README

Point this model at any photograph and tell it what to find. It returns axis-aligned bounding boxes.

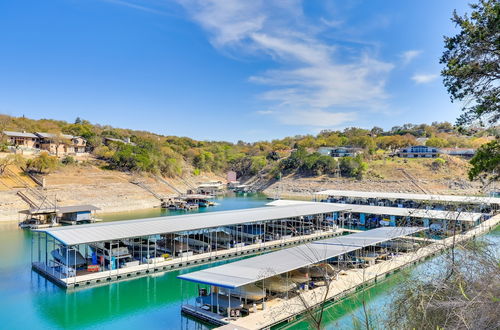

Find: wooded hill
[0,114,496,179]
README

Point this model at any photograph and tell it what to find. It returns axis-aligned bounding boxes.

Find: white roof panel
[178,227,424,288]
[38,204,349,246]
[314,189,500,205]
[267,200,482,222]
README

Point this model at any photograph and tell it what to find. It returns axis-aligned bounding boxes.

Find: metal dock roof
[314,189,500,205]
[37,204,348,246]
[267,200,483,222]
[177,227,424,289]
[19,204,100,215]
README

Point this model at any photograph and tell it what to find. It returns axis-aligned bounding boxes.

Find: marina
[178,215,500,329]
[0,194,499,330]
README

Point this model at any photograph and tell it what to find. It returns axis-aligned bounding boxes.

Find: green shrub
[61,156,76,165]
[27,153,58,173]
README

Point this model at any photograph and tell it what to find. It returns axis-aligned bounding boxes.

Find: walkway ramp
[131,180,166,201]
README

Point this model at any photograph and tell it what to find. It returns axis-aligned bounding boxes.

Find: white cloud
[175,0,393,127]
[411,73,439,84]
[401,50,422,64]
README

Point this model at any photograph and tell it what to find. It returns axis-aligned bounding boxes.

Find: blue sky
[0,0,471,141]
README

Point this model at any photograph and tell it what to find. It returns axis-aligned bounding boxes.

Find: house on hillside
[2,131,40,149]
[318,147,362,157]
[2,131,87,156]
[103,136,134,146]
[396,145,439,158]
[440,148,476,158]
[35,133,87,155]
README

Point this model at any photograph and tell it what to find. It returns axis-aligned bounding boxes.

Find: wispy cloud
[411,73,438,84]
[401,50,422,65]
[101,0,169,15]
[176,0,393,129]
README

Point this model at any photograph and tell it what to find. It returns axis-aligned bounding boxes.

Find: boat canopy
[177,227,425,289]
[36,204,348,246]
[268,200,483,222]
[314,189,500,205]
[19,204,100,215]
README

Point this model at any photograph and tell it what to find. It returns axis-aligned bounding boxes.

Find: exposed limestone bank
[263,176,482,199]
[0,166,225,222]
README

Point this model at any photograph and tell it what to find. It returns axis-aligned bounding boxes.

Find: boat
[123,238,162,257]
[51,247,87,267]
[279,269,311,284]
[225,225,264,240]
[156,238,189,255]
[176,236,210,250]
[256,275,297,293]
[378,240,419,251]
[307,264,337,278]
[227,283,266,301]
[202,229,232,244]
[89,241,132,262]
[196,293,243,311]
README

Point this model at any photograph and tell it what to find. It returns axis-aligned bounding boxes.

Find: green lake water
[0,194,498,330]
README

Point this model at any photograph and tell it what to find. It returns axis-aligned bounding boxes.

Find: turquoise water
[0,193,497,330]
[0,194,270,330]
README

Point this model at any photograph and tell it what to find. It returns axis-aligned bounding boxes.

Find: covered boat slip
[178,227,425,326]
[178,227,424,288]
[218,214,500,330]
[268,200,484,233]
[18,204,100,229]
[315,189,500,212]
[31,204,350,289]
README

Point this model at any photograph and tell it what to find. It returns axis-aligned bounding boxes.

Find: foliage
[440,0,500,126]
[425,137,449,148]
[431,157,447,170]
[468,139,500,180]
[339,156,367,179]
[61,156,76,165]
[27,152,58,173]
[386,239,500,330]
[0,154,26,174]
[0,114,495,179]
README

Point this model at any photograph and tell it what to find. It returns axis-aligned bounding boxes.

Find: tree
[0,154,26,175]
[468,139,499,181]
[440,0,500,126]
[27,152,58,173]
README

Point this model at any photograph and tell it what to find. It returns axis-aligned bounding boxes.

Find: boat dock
[178,215,500,329]
[31,204,351,289]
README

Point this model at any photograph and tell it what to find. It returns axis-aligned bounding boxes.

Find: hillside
[261,156,482,198]
[0,114,496,181]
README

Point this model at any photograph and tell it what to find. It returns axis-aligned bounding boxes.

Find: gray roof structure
[37,204,349,246]
[35,132,76,140]
[20,204,100,215]
[267,200,483,222]
[315,189,500,205]
[2,131,38,138]
[178,227,424,288]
